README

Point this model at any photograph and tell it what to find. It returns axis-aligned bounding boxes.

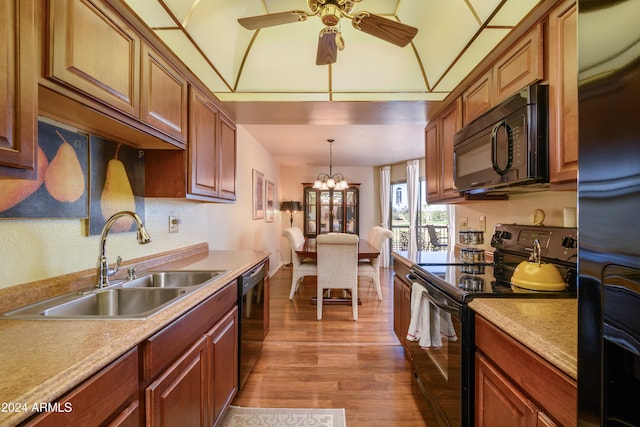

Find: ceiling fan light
[313,180,322,189]
[327,178,336,188]
[339,179,348,189]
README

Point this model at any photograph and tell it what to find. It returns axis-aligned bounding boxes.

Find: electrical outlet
[169,215,180,233]
[479,215,486,231]
[460,217,468,228]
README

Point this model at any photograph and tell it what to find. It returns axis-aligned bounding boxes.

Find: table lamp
[281,201,302,228]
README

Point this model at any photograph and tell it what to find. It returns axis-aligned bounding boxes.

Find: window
[391,180,449,251]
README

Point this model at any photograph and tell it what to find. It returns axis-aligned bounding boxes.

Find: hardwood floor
[232,265,431,426]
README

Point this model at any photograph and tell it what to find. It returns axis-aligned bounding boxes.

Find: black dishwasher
[238,261,266,389]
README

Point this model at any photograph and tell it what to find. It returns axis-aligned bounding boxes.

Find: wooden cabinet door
[217,113,237,200]
[0,0,37,178]
[393,273,404,343]
[189,87,219,199]
[22,348,139,427]
[463,71,493,126]
[424,121,440,202]
[402,280,412,351]
[140,42,188,146]
[494,23,543,103]
[47,0,140,117]
[439,98,462,200]
[208,307,238,426]
[146,336,209,427]
[475,354,538,427]
[548,0,578,185]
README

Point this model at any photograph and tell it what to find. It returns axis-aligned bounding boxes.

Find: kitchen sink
[41,288,187,318]
[1,269,228,320]
[121,270,226,289]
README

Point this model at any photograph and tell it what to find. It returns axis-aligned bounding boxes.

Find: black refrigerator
[577,1,640,426]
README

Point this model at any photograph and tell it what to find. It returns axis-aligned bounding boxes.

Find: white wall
[204,127,283,271]
[0,126,282,289]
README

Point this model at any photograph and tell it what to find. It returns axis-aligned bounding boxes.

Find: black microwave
[453,84,549,193]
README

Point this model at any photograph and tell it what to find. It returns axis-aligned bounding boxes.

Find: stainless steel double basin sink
[1,271,228,320]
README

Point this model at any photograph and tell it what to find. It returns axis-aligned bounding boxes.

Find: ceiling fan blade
[316,30,338,65]
[238,10,309,30]
[351,12,418,47]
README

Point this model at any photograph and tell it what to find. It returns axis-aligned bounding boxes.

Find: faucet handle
[108,256,122,277]
[127,266,137,280]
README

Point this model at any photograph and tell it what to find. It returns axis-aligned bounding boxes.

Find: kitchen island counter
[0,247,269,426]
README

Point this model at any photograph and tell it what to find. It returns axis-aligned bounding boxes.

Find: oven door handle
[407,274,458,315]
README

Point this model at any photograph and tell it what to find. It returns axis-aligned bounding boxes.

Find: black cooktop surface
[412,257,576,303]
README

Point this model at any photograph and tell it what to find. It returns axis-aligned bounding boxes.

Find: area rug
[219,405,346,427]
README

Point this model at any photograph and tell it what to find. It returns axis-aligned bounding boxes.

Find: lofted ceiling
[123,0,543,167]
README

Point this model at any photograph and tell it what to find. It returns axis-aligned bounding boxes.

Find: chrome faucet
[97,211,151,288]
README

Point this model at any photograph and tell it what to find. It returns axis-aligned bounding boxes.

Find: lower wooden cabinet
[146,336,209,427]
[392,258,412,353]
[475,353,543,427]
[21,348,139,427]
[208,308,239,426]
[474,315,576,427]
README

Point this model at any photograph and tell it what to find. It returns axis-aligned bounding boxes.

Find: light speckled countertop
[469,298,577,379]
[0,249,269,427]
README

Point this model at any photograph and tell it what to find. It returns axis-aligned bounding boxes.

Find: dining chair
[316,233,359,320]
[282,227,317,300]
[358,226,393,300]
[427,224,448,251]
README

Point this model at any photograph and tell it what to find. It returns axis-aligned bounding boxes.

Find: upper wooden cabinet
[41,0,188,149]
[0,0,38,178]
[462,24,544,126]
[145,87,237,202]
[47,0,140,117]
[425,120,440,202]
[548,0,578,186]
[425,98,463,203]
[462,71,493,125]
[216,113,237,201]
[140,42,188,145]
[440,99,462,199]
[494,23,544,104]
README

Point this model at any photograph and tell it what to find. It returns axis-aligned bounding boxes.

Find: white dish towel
[406,283,458,348]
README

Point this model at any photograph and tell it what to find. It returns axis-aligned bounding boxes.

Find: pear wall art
[0,119,89,219]
[88,135,145,235]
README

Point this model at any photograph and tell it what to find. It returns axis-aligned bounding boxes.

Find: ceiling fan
[237,0,418,65]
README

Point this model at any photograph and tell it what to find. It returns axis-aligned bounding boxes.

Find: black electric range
[406,224,578,426]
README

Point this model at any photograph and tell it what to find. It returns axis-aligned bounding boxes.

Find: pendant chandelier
[313,139,349,190]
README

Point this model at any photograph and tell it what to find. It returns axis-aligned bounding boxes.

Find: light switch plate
[479,215,486,231]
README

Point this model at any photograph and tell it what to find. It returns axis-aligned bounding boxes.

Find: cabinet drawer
[21,347,139,426]
[141,281,237,381]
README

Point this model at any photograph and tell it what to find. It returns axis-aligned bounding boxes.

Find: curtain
[379,166,391,267]
[406,160,419,258]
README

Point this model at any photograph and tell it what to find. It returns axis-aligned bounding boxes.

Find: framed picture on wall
[265,180,274,222]
[253,169,264,220]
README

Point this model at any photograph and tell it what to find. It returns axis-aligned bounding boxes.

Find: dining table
[295,236,380,306]
[294,237,380,260]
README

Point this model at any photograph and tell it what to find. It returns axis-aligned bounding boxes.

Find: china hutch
[302,184,359,237]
